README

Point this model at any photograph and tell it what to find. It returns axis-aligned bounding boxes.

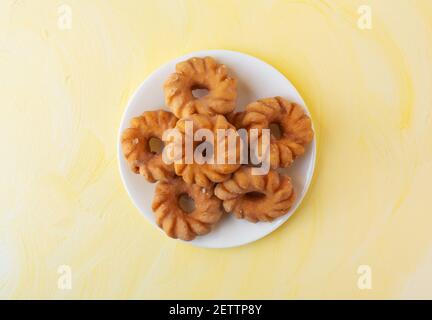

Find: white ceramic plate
[118,50,316,248]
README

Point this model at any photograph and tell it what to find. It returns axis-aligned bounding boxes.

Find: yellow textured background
[1,0,432,299]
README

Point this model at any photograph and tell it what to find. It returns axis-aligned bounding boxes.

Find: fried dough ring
[164,57,237,118]
[234,97,314,169]
[169,114,241,188]
[215,167,296,223]
[121,110,177,182]
[152,178,224,241]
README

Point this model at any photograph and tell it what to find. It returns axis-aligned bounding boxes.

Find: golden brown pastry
[164,57,237,118]
[121,110,177,182]
[226,111,245,129]
[152,178,224,241]
[238,97,314,169]
[215,167,296,223]
[169,114,241,188]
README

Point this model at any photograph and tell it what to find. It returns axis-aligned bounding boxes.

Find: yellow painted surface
[1,0,432,299]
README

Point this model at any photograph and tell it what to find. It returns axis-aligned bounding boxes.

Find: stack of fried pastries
[121,56,314,241]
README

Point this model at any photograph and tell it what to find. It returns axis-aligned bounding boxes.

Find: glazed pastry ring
[121,110,177,183]
[164,56,237,118]
[231,97,314,169]
[152,178,224,241]
[171,114,241,188]
[215,167,296,223]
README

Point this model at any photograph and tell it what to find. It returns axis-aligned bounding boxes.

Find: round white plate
[118,50,316,248]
